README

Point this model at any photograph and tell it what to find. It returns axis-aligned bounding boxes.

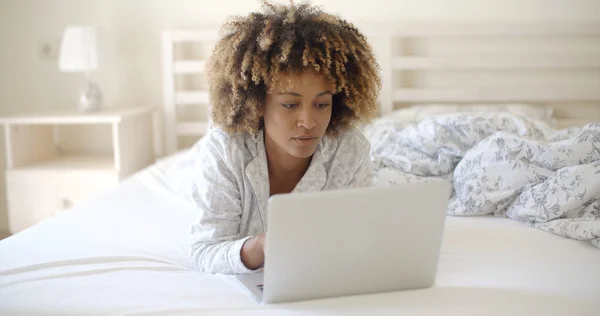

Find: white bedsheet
[1,156,599,316]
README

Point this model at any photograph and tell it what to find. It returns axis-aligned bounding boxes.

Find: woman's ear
[258,104,264,117]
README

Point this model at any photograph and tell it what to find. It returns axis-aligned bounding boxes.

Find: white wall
[0,0,599,231]
[1,0,599,113]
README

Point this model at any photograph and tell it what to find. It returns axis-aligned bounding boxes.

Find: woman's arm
[186,134,262,274]
[240,233,266,270]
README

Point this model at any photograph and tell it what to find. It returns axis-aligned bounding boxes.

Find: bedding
[362,103,555,145]
[378,103,554,126]
[1,113,599,315]
[368,113,600,248]
[0,157,599,315]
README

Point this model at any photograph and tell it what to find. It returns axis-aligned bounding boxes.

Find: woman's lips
[293,136,317,146]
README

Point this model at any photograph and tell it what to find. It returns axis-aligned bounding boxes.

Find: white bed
[2,21,600,315]
[1,155,599,316]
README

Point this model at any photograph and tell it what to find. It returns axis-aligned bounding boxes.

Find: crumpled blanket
[367,113,600,247]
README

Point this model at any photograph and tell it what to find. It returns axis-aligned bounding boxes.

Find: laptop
[235,180,451,304]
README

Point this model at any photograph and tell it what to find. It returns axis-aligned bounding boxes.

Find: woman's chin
[287,143,318,159]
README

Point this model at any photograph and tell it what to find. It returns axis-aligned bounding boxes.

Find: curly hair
[207,0,382,136]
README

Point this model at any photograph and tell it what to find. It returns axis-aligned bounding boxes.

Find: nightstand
[1,106,157,233]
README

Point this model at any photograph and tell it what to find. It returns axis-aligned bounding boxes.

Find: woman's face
[262,72,333,159]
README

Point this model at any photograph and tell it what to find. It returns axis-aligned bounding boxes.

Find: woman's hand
[240,233,266,270]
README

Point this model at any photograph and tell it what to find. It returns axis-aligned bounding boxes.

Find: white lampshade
[59,26,98,72]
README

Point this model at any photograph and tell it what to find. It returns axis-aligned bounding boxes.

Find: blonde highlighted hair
[207,0,382,136]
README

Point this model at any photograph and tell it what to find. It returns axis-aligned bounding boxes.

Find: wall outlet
[39,39,61,60]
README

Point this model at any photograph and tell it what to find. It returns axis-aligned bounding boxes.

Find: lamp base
[78,80,103,112]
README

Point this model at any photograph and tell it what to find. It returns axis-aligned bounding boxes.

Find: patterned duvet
[365,113,600,248]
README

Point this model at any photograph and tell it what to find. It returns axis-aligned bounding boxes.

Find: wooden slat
[161,31,177,155]
[168,29,219,42]
[175,91,210,105]
[176,122,209,136]
[393,89,474,102]
[360,22,600,37]
[112,122,120,172]
[393,86,600,102]
[555,119,599,129]
[174,60,207,74]
[393,55,600,70]
[370,35,394,116]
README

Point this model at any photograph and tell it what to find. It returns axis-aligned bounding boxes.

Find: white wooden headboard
[160,22,600,156]
[161,29,219,155]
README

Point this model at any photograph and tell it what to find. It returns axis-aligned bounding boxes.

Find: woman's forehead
[269,71,332,93]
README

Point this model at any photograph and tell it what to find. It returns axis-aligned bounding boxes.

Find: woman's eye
[317,103,331,109]
[281,103,297,108]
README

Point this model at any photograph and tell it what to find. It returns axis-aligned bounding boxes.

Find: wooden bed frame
[160,22,600,156]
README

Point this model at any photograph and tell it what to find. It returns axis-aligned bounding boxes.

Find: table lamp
[59,26,103,112]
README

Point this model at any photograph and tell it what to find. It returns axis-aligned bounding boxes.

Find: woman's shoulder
[319,126,371,168]
[168,128,249,176]
[165,128,248,196]
[191,128,249,159]
[329,126,371,156]
[320,126,373,188]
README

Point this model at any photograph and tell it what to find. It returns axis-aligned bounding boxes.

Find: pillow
[361,103,555,147]
[387,103,554,123]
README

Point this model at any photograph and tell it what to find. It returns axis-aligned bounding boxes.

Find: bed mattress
[1,157,599,316]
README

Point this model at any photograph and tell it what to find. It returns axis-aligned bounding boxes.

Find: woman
[171,1,381,274]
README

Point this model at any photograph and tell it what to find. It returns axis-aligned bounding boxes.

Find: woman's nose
[297,107,317,129]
